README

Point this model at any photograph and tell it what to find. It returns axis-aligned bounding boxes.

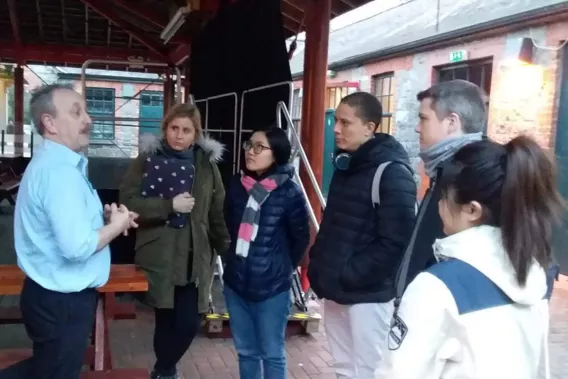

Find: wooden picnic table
[0,264,148,376]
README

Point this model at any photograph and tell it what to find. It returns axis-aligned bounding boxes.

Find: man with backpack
[307,92,417,379]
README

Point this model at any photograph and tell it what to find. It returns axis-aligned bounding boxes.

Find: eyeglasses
[243,140,271,154]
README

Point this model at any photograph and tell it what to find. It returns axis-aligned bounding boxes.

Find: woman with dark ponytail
[376,136,563,379]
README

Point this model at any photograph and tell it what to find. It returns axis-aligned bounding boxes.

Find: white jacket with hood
[376,225,550,379]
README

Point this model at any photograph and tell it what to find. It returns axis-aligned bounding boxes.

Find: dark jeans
[153,283,200,376]
[0,278,97,379]
[224,285,290,379]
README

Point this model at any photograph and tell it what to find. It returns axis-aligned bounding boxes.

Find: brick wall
[76,80,163,158]
[293,20,568,195]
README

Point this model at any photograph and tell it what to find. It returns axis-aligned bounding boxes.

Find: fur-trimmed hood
[138,132,225,163]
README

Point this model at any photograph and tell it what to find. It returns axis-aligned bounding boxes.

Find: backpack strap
[372,161,418,214]
[372,161,392,208]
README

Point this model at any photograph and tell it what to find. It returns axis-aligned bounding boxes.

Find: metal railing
[195,92,239,173]
[0,131,39,157]
[237,81,294,170]
[276,101,326,231]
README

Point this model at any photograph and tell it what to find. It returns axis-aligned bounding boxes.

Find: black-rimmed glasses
[243,140,271,154]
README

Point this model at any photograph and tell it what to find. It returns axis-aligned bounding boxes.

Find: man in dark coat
[395,80,487,300]
[307,92,417,379]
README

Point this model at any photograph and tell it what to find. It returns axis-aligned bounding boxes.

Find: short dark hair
[339,92,383,131]
[30,83,76,135]
[417,80,487,134]
[257,125,291,166]
[440,136,564,285]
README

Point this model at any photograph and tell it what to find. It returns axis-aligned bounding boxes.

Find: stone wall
[292,20,568,196]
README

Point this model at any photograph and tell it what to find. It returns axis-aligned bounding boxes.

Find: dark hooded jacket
[223,164,311,302]
[308,134,417,304]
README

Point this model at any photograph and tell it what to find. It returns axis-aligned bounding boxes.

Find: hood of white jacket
[138,132,225,163]
[433,225,547,305]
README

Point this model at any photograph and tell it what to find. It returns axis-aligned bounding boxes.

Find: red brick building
[289,0,568,198]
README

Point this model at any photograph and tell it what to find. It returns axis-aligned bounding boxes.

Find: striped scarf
[236,171,289,258]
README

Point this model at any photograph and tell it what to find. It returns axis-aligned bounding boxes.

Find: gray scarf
[420,133,483,177]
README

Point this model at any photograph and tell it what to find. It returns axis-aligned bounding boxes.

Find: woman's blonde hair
[161,103,202,140]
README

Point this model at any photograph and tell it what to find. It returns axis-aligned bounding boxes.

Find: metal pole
[193,92,239,173]
[277,101,326,209]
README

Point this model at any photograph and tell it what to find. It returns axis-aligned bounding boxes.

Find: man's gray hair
[30,83,76,136]
[416,80,487,134]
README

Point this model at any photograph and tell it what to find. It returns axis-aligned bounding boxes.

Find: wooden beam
[284,0,339,17]
[338,0,358,8]
[299,0,331,222]
[113,0,169,29]
[0,43,166,66]
[282,14,302,34]
[168,44,190,65]
[35,0,44,42]
[79,0,168,57]
[331,0,352,15]
[7,0,21,45]
[281,2,304,24]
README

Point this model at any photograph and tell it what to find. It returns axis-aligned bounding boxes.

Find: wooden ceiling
[0,0,371,71]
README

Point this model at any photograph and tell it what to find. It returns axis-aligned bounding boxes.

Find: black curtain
[190,0,292,184]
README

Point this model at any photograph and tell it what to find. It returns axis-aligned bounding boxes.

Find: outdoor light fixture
[517,37,535,64]
[160,5,192,44]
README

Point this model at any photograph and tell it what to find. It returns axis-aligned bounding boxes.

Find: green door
[322,109,336,198]
[139,91,164,135]
[554,43,568,274]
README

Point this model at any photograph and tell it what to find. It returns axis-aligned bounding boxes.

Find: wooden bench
[0,264,148,373]
[0,178,20,205]
[0,265,145,324]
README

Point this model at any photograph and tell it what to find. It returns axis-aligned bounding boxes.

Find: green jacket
[119,135,230,313]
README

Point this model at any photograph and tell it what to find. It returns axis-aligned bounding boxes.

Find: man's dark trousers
[0,278,97,379]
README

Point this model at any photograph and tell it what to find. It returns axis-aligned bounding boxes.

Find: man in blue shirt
[0,83,138,379]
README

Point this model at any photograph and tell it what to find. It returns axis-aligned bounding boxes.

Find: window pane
[438,69,454,82]
[382,96,390,114]
[375,78,383,97]
[379,116,391,134]
[382,77,391,96]
[468,65,483,88]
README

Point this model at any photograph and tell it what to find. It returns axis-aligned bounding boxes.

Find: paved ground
[1,208,568,378]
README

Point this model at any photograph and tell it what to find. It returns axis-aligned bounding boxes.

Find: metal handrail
[276,101,326,210]
[194,92,239,173]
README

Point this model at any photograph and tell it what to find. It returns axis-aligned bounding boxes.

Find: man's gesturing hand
[106,203,139,236]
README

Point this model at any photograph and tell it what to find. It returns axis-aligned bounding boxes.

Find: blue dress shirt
[14,139,111,293]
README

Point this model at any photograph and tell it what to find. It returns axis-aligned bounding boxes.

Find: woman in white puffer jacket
[376,136,562,379]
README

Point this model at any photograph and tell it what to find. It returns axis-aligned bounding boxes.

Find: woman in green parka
[120,103,229,379]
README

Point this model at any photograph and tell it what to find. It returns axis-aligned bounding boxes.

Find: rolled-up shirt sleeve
[40,165,101,262]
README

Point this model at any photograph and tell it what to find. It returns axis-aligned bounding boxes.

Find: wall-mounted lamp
[327,70,336,78]
[518,37,535,64]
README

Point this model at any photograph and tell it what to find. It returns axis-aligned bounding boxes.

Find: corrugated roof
[289,0,567,76]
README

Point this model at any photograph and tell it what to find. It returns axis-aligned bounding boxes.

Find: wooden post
[163,68,174,114]
[299,0,330,221]
[14,65,24,155]
[298,0,331,292]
